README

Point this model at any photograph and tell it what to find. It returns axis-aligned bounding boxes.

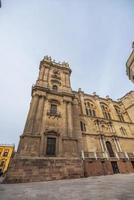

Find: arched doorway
[106,141,114,157]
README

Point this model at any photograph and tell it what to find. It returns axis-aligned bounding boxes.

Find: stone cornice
[82,132,134,139]
[80,114,134,125]
[32,85,74,98]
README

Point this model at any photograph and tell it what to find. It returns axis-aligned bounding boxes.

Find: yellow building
[0,145,14,174]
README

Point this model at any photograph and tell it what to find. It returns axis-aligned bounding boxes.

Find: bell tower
[17,56,80,158]
[5,56,83,183]
[36,55,72,93]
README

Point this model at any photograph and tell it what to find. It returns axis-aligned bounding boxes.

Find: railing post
[81,150,85,160]
[115,151,119,160]
[94,152,97,160]
[105,151,109,160]
[125,152,129,160]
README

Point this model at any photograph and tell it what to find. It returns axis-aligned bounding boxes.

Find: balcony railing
[84,152,105,159]
[118,152,126,159]
[127,152,134,159]
[47,110,61,118]
[83,151,134,160]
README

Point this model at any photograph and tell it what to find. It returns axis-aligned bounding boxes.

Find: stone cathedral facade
[126,42,134,83]
[5,56,134,183]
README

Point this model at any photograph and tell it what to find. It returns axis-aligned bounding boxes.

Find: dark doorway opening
[131,161,134,168]
[111,161,120,174]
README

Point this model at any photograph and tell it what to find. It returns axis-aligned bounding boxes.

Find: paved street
[0,173,134,200]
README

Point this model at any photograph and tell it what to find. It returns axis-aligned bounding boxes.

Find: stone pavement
[0,174,134,200]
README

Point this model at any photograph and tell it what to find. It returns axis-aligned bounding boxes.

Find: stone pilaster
[99,136,105,152]
[116,138,122,152]
[38,66,45,80]
[73,98,83,154]
[65,73,70,87]
[67,101,73,137]
[108,102,118,120]
[63,101,68,136]
[79,91,86,115]
[33,96,45,134]
[95,99,104,118]
[23,95,39,134]
[113,137,120,152]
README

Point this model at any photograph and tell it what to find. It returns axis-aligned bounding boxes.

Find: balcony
[84,152,105,160]
[47,110,61,118]
[117,152,126,159]
[83,151,134,160]
[127,152,134,159]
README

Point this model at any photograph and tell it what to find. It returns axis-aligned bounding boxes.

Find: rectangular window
[131,161,134,168]
[80,121,86,131]
[46,137,56,156]
[50,104,57,114]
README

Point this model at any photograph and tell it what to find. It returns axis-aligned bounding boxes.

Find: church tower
[5,56,83,183]
[17,56,81,157]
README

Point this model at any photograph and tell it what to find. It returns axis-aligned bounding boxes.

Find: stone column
[67,102,73,137]
[23,95,39,134]
[33,96,45,134]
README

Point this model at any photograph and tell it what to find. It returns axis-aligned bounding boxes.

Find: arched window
[106,141,114,157]
[52,85,58,91]
[85,100,96,117]
[114,106,124,122]
[100,103,111,120]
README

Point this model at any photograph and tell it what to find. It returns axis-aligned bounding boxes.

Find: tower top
[42,55,70,69]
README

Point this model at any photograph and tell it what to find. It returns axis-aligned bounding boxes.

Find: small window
[50,104,57,114]
[80,121,86,132]
[3,150,9,157]
[46,137,56,156]
[131,161,134,168]
[52,85,58,91]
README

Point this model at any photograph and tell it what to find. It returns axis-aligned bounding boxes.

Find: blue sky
[0,0,133,147]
